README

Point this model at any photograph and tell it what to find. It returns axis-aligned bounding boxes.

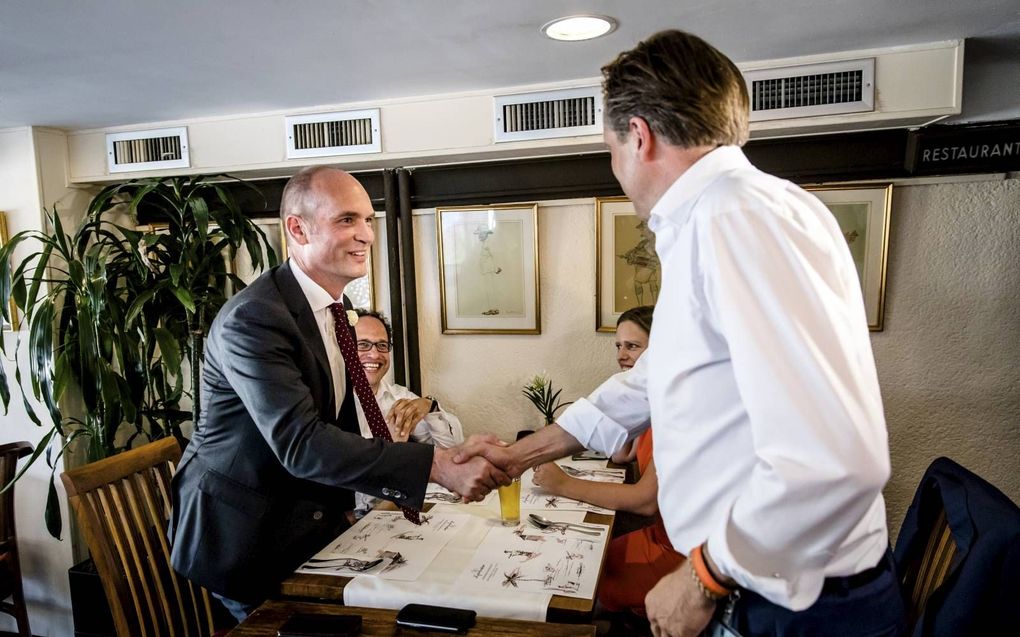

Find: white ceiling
[2,0,1018,130]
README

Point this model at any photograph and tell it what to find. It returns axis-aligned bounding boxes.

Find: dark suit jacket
[169,262,433,602]
[894,457,1020,636]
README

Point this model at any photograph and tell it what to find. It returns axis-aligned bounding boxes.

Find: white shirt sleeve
[415,405,464,448]
[385,383,464,448]
[697,196,890,609]
[556,355,652,455]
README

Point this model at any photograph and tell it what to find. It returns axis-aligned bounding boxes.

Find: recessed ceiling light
[541,15,617,42]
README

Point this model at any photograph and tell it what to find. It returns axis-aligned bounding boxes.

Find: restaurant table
[228,600,596,636]
[278,504,615,623]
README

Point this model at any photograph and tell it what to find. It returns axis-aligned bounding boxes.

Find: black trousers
[730,550,906,637]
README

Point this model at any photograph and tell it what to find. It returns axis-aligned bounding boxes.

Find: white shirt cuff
[556,398,633,457]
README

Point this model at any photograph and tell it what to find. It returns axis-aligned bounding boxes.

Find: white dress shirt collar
[289,258,346,417]
[289,257,343,310]
[648,145,751,232]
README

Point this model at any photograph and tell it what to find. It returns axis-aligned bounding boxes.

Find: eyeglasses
[356,340,392,353]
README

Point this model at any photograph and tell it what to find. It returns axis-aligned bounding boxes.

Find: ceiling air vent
[106,127,189,173]
[494,86,602,142]
[285,109,381,159]
[745,58,875,122]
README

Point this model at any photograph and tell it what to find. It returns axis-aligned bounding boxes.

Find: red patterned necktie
[329,303,420,524]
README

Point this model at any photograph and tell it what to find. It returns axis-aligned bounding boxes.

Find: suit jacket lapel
[274,261,336,416]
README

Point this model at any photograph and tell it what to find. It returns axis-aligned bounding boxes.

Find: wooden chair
[0,441,33,637]
[61,437,218,637]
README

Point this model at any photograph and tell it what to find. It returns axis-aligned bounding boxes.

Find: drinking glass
[497,478,521,526]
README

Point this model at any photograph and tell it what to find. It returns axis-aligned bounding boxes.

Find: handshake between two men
[427,426,580,501]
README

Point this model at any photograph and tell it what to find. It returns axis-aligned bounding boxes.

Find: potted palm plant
[0,175,277,539]
[522,373,573,426]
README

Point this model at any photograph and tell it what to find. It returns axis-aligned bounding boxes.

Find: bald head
[281,166,366,230]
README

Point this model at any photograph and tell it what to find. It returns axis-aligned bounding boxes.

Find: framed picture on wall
[595,197,661,332]
[1,212,19,331]
[808,184,893,331]
[231,217,287,285]
[436,204,540,334]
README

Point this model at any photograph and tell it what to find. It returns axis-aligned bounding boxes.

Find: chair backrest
[894,456,1020,636]
[0,442,33,549]
[61,437,216,637]
[900,505,957,627]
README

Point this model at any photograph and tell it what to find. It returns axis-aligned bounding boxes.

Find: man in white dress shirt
[455,30,905,637]
[352,309,465,516]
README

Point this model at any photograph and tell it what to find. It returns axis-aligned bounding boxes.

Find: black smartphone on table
[277,613,362,637]
[395,603,476,633]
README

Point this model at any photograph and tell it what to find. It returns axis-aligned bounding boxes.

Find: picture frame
[1,212,19,331]
[807,184,893,331]
[231,217,287,286]
[436,204,540,334]
[595,197,661,332]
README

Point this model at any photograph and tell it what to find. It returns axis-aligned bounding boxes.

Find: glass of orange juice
[497,477,521,526]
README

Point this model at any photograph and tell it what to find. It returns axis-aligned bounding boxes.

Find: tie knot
[329,303,359,329]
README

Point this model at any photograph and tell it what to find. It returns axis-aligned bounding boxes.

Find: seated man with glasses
[352,309,465,517]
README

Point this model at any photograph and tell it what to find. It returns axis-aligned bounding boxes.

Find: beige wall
[875,176,1020,536]
[0,127,76,636]
[409,178,1020,540]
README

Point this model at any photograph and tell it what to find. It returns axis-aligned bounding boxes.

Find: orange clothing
[597,430,685,615]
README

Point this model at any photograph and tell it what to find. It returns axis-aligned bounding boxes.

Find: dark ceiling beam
[231,121,1015,213]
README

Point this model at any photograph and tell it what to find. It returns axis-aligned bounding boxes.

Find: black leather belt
[820,551,891,595]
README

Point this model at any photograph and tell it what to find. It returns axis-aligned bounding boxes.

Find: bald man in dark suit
[169,166,505,620]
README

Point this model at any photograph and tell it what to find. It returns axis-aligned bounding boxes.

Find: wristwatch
[424,395,439,413]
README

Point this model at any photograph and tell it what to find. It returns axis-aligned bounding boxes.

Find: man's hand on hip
[646,562,716,637]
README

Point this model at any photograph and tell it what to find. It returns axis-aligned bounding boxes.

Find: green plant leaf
[25,240,55,322]
[153,327,181,371]
[0,427,55,496]
[52,350,72,404]
[13,359,42,427]
[50,207,71,261]
[0,366,8,414]
[171,287,195,313]
[28,300,61,425]
[114,374,137,424]
[45,473,62,539]
[124,285,161,326]
[191,196,210,241]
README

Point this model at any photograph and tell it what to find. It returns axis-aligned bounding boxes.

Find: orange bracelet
[691,543,733,599]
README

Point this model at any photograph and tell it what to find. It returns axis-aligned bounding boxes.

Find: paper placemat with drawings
[297,510,470,581]
[521,463,626,514]
[454,518,609,599]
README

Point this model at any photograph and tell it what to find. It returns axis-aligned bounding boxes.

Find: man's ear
[628,116,656,161]
[285,214,308,246]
